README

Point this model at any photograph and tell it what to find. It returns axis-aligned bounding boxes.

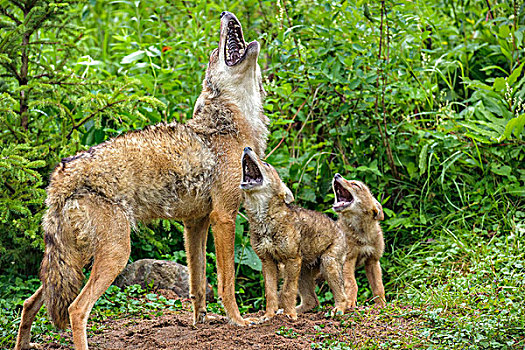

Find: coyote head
[240,147,294,205]
[200,11,265,101]
[332,174,384,221]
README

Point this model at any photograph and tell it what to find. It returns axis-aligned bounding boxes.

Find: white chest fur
[256,236,274,255]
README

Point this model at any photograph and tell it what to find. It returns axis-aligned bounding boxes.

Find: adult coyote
[15,11,268,350]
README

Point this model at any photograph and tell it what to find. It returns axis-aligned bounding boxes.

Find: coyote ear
[280,184,294,204]
[372,200,384,221]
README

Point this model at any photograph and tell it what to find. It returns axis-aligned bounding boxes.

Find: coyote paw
[330,307,345,317]
[227,315,259,326]
[373,298,386,307]
[192,310,208,325]
[284,310,298,320]
[296,304,316,314]
[258,312,276,323]
[15,343,42,350]
[243,316,260,326]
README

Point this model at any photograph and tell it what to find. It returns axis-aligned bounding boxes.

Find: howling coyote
[15,11,268,350]
[332,174,386,307]
[240,148,348,321]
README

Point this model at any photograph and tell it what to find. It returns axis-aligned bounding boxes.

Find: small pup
[240,147,348,320]
[332,173,386,307]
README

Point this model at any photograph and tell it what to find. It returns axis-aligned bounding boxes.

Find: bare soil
[42,290,423,349]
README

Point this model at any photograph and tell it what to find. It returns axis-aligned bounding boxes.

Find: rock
[114,259,215,301]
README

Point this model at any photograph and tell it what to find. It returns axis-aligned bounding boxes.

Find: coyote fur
[15,11,268,350]
[240,148,348,320]
[332,174,386,307]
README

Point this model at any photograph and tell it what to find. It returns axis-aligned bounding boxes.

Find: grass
[2,220,524,349]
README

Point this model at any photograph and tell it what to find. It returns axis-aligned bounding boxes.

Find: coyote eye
[262,162,269,167]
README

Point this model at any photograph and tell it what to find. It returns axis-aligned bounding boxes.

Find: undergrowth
[1,0,524,349]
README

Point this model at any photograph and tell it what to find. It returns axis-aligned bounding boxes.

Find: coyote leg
[296,267,319,314]
[344,257,358,308]
[279,257,301,320]
[183,216,210,325]
[365,259,386,306]
[321,256,348,315]
[259,256,279,321]
[210,209,253,325]
[14,285,44,350]
[68,206,130,350]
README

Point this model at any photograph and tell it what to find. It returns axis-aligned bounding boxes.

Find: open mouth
[333,179,354,212]
[225,17,245,66]
[241,153,263,189]
[221,13,259,67]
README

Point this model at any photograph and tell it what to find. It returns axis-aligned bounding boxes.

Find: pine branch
[1,62,21,82]
[0,5,22,25]
[9,0,25,12]
[65,99,127,139]
[0,117,21,141]
[4,181,16,194]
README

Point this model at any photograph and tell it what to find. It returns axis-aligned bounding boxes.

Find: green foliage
[276,326,299,339]
[0,0,524,348]
[388,220,525,349]
[0,143,47,273]
[0,277,182,348]
[0,0,164,275]
[0,276,47,347]
[92,284,184,320]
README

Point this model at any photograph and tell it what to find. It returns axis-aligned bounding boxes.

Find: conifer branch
[65,99,127,139]
[0,6,22,25]
[9,0,25,12]
[0,118,21,141]
[4,181,16,194]
[1,62,21,82]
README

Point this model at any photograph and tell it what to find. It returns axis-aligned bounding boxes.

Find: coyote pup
[332,174,386,307]
[16,11,267,350]
[240,148,348,320]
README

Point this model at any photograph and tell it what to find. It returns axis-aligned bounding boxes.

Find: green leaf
[235,245,262,271]
[498,25,510,39]
[508,62,525,87]
[491,164,512,177]
[121,50,145,64]
[25,160,46,169]
[493,77,506,92]
[419,143,430,176]
[500,113,525,141]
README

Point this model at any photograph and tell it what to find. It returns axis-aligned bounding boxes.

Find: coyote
[15,11,268,350]
[332,174,386,307]
[240,148,348,320]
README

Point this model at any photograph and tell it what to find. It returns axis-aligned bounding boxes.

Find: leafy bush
[0,0,524,348]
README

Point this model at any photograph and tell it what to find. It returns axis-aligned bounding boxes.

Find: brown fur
[240,148,348,321]
[15,12,268,350]
[332,174,386,307]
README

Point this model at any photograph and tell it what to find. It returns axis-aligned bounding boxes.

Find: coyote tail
[40,206,84,329]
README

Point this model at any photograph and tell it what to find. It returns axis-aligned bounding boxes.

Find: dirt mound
[42,292,422,349]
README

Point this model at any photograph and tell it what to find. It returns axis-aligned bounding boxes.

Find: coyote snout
[241,148,348,321]
[332,174,386,307]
